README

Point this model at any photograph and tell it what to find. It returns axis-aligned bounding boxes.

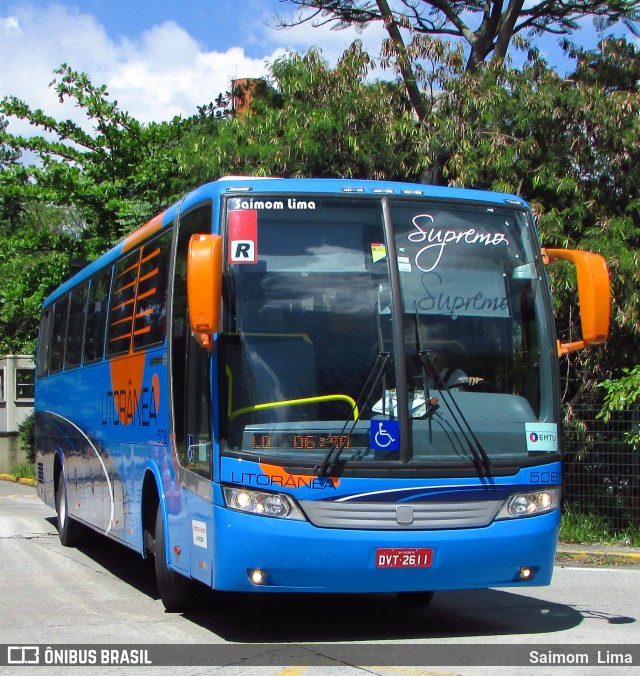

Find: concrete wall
[0,355,35,434]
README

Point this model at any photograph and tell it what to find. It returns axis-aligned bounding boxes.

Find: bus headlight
[223,486,306,520]
[497,488,561,519]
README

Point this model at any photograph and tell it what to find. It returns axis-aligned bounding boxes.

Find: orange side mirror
[543,248,611,355]
[187,234,223,351]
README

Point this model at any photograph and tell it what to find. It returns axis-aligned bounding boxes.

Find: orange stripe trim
[139,268,158,283]
[136,288,156,302]
[117,261,140,278]
[141,248,160,264]
[110,332,132,343]
[111,315,133,327]
[112,298,135,312]
[113,280,137,295]
[122,212,165,253]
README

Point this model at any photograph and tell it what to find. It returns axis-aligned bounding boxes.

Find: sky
[0,0,388,132]
[0,0,634,135]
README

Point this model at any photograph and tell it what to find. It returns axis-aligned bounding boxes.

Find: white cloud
[0,2,284,135]
[106,23,284,122]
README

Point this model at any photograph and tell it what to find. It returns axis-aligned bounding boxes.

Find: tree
[1,44,637,400]
[564,36,640,91]
[278,0,640,70]
[173,43,421,182]
[427,43,640,401]
[0,203,79,354]
[0,66,198,354]
[0,65,193,247]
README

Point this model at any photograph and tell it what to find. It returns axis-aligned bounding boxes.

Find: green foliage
[0,40,638,395]
[0,66,200,351]
[0,203,76,353]
[0,65,194,246]
[560,505,640,546]
[175,43,418,182]
[278,0,640,73]
[10,462,36,481]
[599,366,640,447]
[17,411,36,464]
[428,43,640,400]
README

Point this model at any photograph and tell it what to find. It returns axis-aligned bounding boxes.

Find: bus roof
[43,177,529,307]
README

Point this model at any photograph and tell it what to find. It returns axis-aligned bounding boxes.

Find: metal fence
[563,406,640,535]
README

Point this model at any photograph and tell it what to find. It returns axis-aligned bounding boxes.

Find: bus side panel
[34,413,56,510]
[36,348,175,554]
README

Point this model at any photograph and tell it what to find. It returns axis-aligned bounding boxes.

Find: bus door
[171,203,215,584]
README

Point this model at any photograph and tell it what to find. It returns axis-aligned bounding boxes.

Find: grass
[10,461,36,481]
[560,506,640,547]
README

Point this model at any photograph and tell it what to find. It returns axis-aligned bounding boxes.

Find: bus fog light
[249,569,265,585]
[519,566,534,580]
[223,486,306,520]
[496,488,560,519]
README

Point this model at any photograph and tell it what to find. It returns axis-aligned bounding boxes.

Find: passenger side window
[84,270,111,364]
[37,308,53,377]
[49,297,69,374]
[108,250,141,356]
[65,283,88,369]
[133,231,172,350]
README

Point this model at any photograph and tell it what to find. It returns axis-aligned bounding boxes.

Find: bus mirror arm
[542,248,611,356]
[187,234,223,352]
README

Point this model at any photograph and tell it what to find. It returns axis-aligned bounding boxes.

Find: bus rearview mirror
[187,234,223,351]
[543,248,611,355]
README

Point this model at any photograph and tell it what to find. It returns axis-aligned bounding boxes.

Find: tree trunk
[375,0,428,122]
[492,0,526,64]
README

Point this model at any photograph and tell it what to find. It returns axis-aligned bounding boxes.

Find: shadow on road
[58,521,591,643]
[186,588,584,643]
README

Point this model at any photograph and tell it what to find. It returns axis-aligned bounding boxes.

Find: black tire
[154,504,194,612]
[56,473,84,547]
[396,591,435,607]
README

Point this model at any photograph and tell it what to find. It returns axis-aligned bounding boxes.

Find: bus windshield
[220,194,557,469]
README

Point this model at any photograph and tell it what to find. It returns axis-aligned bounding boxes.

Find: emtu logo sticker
[228,210,258,264]
[525,423,558,452]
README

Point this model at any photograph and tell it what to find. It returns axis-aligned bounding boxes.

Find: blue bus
[35,177,610,611]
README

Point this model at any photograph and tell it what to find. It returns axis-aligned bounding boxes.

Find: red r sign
[228,210,258,264]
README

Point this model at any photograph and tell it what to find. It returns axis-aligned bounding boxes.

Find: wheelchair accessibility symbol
[370,420,400,451]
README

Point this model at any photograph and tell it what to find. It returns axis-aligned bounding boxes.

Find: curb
[556,546,640,566]
[0,473,37,487]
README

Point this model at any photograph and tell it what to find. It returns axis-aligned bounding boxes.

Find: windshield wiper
[413,306,493,479]
[315,350,389,477]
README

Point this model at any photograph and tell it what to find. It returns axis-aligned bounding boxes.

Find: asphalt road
[1,479,638,675]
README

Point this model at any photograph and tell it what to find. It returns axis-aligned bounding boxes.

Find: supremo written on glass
[219,195,557,466]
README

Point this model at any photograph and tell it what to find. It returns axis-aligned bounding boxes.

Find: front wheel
[56,474,84,547]
[154,505,195,612]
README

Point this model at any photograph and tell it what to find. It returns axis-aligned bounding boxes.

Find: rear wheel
[154,504,194,612]
[396,591,434,607]
[56,473,84,547]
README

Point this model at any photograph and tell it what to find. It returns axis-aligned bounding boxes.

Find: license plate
[376,548,433,568]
